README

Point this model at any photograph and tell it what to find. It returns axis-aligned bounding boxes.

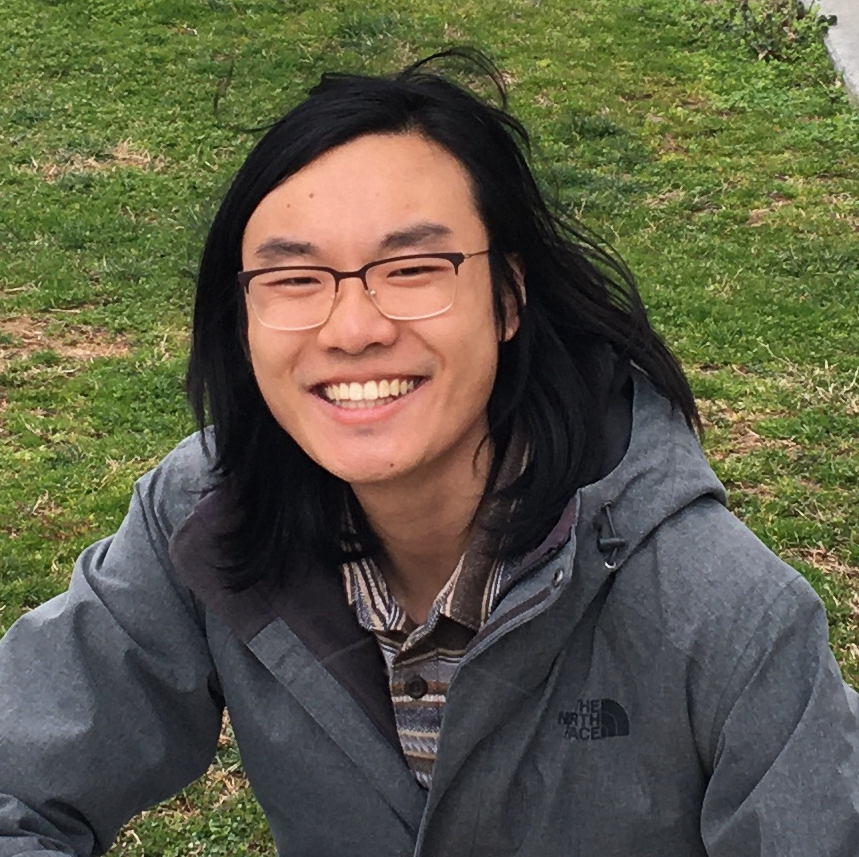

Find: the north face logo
[558,698,630,741]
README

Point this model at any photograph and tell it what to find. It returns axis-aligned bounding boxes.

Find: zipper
[456,534,576,667]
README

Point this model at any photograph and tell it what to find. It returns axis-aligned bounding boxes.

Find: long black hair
[187,48,699,590]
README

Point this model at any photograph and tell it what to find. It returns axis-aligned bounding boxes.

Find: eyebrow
[251,222,454,262]
[253,238,319,261]
[378,222,453,252]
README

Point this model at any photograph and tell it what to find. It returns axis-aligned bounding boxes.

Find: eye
[384,261,450,282]
[258,271,325,288]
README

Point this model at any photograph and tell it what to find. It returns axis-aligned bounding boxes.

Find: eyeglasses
[238,250,490,331]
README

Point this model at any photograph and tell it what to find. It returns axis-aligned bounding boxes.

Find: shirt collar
[341,432,527,636]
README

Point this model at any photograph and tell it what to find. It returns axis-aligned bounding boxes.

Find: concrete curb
[816,0,859,106]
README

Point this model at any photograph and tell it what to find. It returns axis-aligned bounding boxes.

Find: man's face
[241,132,518,492]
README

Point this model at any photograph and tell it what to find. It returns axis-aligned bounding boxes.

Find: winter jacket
[1,371,858,856]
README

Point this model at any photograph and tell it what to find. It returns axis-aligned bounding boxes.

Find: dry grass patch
[723,480,776,500]
[659,133,689,156]
[790,546,858,579]
[698,398,798,461]
[0,315,130,367]
[694,358,859,418]
[22,140,166,182]
[746,193,794,226]
[644,188,686,207]
[768,359,859,415]
[789,546,859,674]
[676,93,709,110]
[534,92,557,108]
[823,194,859,232]
[4,492,95,541]
[117,712,250,845]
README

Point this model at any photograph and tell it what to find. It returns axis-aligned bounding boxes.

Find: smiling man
[1,49,858,857]
[240,132,517,622]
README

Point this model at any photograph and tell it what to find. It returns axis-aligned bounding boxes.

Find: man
[1,49,858,856]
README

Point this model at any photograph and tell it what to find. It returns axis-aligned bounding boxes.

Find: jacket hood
[573,369,726,581]
[472,367,727,651]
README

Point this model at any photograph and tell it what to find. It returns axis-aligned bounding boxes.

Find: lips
[316,377,425,409]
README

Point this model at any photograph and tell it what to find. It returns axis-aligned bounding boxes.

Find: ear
[500,254,525,342]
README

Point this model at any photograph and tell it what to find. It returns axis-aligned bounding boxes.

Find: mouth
[315,377,426,409]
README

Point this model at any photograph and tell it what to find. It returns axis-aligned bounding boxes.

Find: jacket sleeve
[0,457,224,856]
[700,574,859,856]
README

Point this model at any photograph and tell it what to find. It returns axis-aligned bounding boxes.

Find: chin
[312,453,408,486]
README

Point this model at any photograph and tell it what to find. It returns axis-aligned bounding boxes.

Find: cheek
[444,327,500,409]
[248,318,293,373]
[247,328,303,413]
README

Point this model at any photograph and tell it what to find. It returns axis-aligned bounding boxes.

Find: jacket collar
[168,490,401,755]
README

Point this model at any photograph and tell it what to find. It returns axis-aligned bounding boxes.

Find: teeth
[321,378,417,405]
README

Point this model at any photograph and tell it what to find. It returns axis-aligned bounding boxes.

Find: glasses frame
[238,249,490,331]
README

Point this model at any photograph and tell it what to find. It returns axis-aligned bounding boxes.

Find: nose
[315,274,398,354]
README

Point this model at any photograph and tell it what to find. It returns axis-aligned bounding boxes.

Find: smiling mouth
[316,377,425,409]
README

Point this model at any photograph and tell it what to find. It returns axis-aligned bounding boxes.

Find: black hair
[187,47,699,590]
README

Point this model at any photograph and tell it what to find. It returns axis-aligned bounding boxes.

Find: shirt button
[404,675,429,699]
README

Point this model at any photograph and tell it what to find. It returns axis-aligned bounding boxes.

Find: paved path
[817,0,859,105]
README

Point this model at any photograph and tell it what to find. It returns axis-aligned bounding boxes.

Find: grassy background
[1,0,857,852]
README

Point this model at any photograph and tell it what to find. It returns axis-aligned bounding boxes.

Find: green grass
[1,0,857,851]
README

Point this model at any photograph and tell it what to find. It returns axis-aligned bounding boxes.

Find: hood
[574,368,726,580]
[475,365,726,642]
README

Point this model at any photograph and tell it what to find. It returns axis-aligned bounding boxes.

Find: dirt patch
[0,315,130,366]
[789,546,859,579]
[724,480,775,500]
[747,195,793,226]
[677,94,708,110]
[690,362,755,377]
[23,140,166,182]
[659,134,688,156]
[644,188,686,208]
[699,398,797,460]
[823,193,855,208]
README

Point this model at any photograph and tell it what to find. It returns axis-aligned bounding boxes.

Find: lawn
[1,0,857,852]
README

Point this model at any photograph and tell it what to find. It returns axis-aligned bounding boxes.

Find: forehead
[241,133,487,263]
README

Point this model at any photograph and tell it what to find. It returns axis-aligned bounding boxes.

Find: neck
[352,443,491,623]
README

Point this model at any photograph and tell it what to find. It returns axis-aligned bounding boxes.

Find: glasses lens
[247,269,336,330]
[367,257,457,320]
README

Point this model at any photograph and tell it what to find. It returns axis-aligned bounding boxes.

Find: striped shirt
[341,531,507,789]
[340,438,527,788]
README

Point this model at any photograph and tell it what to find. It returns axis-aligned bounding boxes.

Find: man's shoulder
[665,498,804,601]
[135,430,218,533]
[616,497,817,656]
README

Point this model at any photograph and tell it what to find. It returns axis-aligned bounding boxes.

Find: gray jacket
[1,373,858,856]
